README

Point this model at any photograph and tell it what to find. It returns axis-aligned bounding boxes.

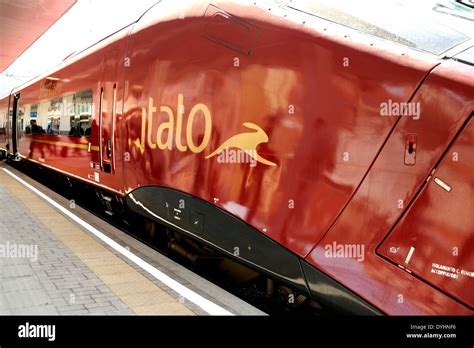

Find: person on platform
[25,120,42,134]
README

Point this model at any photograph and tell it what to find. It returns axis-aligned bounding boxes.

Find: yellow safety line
[0,168,195,315]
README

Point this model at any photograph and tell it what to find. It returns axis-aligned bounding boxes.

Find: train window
[35,102,45,134]
[287,0,471,55]
[34,97,60,136]
[18,107,25,135]
[21,104,32,135]
[29,104,38,133]
[69,89,93,138]
[33,88,93,137]
[13,97,27,138]
[0,111,6,144]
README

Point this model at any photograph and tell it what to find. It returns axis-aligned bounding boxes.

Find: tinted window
[287,0,471,55]
[22,104,39,135]
[26,88,93,137]
[70,89,93,137]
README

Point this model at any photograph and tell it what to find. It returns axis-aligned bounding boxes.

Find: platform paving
[0,163,265,316]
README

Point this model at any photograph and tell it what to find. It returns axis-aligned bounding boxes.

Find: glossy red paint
[380,115,473,309]
[0,1,472,315]
[1,26,129,194]
[306,61,473,314]
[123,2,438,259]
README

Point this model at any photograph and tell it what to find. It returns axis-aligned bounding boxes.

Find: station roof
[0,0,76,73]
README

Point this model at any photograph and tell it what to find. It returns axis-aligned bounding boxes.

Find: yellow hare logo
[205,122,276,166]
[129,94,276,167]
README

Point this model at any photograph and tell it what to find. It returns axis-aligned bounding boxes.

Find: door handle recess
[404,134,417,165]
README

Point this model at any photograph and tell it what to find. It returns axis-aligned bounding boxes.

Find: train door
[8,93,20,157]
[2,99,11,155]
[0,106,7,154]
[377,114,473,309]
[98,49,119,174]
[6,95,12,155]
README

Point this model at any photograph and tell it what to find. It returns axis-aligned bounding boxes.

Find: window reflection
[22,88,93,137]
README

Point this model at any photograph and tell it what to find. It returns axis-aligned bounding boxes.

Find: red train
[1,1,472,315]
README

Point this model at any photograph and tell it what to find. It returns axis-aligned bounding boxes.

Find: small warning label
[431,263,474,280]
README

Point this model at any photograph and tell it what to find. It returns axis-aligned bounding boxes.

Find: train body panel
[1,0,472,315]
[1,27,130,193]
[306,61,474,314]
[122,1,437,258]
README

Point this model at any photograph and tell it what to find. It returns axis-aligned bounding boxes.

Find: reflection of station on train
[0,0,263,317]
[21,88,93,137]
[0,0,473,318]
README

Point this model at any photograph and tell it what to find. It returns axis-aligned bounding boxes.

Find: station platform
[0,162,264,316]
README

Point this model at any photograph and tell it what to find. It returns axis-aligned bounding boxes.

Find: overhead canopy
[0,0,76,73]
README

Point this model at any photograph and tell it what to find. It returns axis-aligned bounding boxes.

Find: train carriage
[1,0,472,315]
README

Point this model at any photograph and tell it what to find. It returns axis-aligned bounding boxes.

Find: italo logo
[129,94,276,167]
